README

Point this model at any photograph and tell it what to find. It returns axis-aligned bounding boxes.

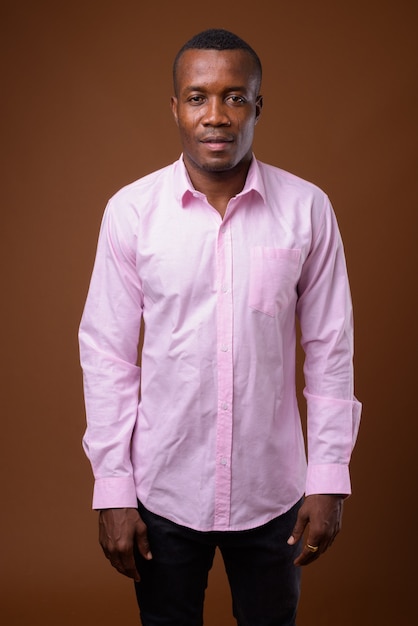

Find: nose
[202,97,230,126]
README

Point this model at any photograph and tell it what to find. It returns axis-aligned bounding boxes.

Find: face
[171,49,263,179]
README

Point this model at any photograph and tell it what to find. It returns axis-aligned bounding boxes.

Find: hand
[98,507,152,581]
[287,494,344,566]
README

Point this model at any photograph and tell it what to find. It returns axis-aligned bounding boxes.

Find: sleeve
[296,194,361,497]
[78,199,143,509]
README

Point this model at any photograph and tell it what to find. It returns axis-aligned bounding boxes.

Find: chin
[200,158,237,173]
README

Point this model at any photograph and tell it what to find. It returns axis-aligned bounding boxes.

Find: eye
[226,95,246,105]
[187,95,205,104]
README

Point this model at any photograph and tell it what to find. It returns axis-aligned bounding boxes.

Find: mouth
[200,136,234,151]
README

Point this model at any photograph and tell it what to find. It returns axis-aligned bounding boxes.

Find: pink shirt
[79,156,361,532]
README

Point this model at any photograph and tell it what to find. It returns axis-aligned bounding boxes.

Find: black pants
[134,499,302,626]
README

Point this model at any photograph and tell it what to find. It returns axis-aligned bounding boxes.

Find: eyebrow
[183,85,248,93]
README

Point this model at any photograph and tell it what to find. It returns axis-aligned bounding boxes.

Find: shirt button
[220,345,228,352]
[221,402,228,410]
[221,284,228,293]
[220,458,227,466]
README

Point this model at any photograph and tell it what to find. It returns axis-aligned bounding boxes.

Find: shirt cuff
[92,476,138,509]
[305,463,352,497]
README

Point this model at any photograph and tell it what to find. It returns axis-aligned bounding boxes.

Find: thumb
[287,510,308,546]
[135,517,153,561]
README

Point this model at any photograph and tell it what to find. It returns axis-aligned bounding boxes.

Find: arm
[290,195,361,565]
[79,200,150,576]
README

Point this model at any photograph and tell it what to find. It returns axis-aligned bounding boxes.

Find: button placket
[214,219,234,529]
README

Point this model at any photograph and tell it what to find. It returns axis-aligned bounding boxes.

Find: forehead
[175,48,259,92]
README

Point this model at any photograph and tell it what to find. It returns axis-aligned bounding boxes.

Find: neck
[184,157,251,218]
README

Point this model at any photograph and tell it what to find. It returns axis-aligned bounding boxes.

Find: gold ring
[306,544,319,553]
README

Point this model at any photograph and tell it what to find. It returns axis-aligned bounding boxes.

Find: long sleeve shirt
[79,156,361,532]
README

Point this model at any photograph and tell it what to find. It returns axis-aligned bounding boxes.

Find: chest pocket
[248,247,301,317]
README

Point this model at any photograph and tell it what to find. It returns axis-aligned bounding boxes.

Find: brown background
[1,0,417,624]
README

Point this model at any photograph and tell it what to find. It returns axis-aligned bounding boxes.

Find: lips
[200,135,234,143]
[200,135,234,151]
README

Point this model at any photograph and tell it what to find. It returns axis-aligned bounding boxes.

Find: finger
[293,524,338,566]
[293,539,322,567]
[294,547,320,566]
[306,518,340,553]
[114,550,141,582]
[100,535,141,581]
[103,542,141,581]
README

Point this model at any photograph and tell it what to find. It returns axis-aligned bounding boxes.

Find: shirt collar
[173,155,267,207]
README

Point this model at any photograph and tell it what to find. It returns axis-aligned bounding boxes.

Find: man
[79,28,361,626]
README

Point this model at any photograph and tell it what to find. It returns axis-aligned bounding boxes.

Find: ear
[255,95,263,125]
[171,96,179,126]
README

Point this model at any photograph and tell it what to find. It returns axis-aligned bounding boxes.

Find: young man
[79,29,361,626]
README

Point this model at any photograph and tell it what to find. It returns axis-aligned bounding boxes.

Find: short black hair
[173,28,262,94]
